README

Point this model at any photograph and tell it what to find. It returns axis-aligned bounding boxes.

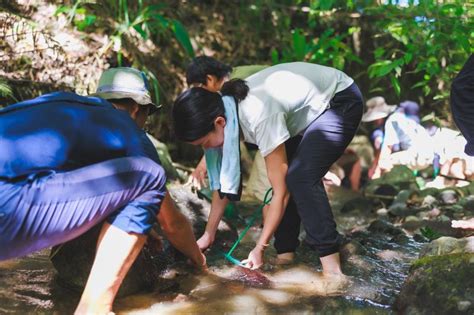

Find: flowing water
[0,187,424,314]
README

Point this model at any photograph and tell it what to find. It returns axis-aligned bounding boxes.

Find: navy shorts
[0,156,166,260]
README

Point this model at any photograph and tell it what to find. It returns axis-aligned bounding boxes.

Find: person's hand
[241,246,265,270]
[187,163,207,191]
[194,252,208,271]
[197,231,215,252]
[187,251,208,271]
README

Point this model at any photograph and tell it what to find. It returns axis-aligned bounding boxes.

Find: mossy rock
[365,165,416,195]
[420,236,474,257]
[395,253,474,314]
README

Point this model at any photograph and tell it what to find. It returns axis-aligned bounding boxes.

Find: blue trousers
[0,157,166,260]
[274,83,363,257]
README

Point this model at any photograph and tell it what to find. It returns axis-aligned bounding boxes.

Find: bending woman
[173,62,363,275]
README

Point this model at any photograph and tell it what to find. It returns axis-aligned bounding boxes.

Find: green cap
[93,67,160,110]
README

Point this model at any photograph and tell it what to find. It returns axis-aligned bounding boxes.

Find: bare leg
[320,252,342,276]
[349,159,361,191]
[75,223,146,314]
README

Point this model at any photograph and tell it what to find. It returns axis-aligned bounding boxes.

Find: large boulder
[50,184,237,296]
[395,237,474,314]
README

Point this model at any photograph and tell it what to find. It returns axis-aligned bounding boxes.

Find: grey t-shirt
[238,62,354,156]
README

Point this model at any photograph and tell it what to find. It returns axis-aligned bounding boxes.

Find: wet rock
[340,240,368,258]
[421,195,438,208]
[419,187,439,198]
[458,301,472,312]
[462,196,474,213]
[413,233,429,243]
[416,211,432,220]
[438,189,458,205]
[367,219,404,236]
[388,190,421,217]
[229,267,271,288]
[403,220,472,238]
[376,208,389,217]
[388,205,416,217]
[51,185,237,297]
[419,236,474,257]
[395,253,474,314]
[340,197,372,214]
[390,234,410,245]
[405,215,420,222]
[51,224,171,297]
[436,214,451,222]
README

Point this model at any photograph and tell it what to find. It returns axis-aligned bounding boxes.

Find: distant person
[362,98,434,178]
[450,54,474,230]
[173,62,363,280]
[0,67,206,314]
[424,124,474,187]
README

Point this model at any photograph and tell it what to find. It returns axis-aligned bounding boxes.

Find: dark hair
[186,56,232,86]
[221,79,249,102]
[173,80,249,142]
[106,98,137,107]
[107,98,157,116]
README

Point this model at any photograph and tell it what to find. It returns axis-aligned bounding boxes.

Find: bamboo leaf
[171,19,194,57]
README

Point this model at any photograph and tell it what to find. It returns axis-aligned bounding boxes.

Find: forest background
[0,0,472,162]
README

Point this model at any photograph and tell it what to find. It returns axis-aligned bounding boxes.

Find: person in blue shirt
[0,67,206,314]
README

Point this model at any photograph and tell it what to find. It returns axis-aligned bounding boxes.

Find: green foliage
[366,0,472,99]
[271,27,360,70]
[268,0,472,105]
[0,79,13,99]
[420,226,442,241]
[56,0,195,105]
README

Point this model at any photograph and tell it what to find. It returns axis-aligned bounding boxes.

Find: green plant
[0,79,13,99]
[56,0,195,105]
[420,226,442,241]
[271,27,360,70]
[366,0,473,100]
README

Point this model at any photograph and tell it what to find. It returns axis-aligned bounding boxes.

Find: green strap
[225,188,273,258]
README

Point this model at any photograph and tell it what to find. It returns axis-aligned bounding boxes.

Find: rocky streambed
[0,166,473,314]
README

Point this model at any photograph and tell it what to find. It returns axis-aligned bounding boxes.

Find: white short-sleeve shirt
[238,62,354,156]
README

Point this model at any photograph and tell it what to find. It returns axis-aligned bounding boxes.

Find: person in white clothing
[172,62,363,278]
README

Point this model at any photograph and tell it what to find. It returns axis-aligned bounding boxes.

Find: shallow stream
[0,187,424,314]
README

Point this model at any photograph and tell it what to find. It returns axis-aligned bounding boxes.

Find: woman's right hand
[197,231,215,251]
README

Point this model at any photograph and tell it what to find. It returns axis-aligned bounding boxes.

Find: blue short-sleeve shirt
[0,92,160,179]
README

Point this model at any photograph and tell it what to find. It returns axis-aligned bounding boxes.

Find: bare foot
[452,218,474,230]
[321,273,353,296]
[270,252,295,265]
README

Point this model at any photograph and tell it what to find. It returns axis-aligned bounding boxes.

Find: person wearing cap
[362,97,434,178]
[0,67,206,314]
